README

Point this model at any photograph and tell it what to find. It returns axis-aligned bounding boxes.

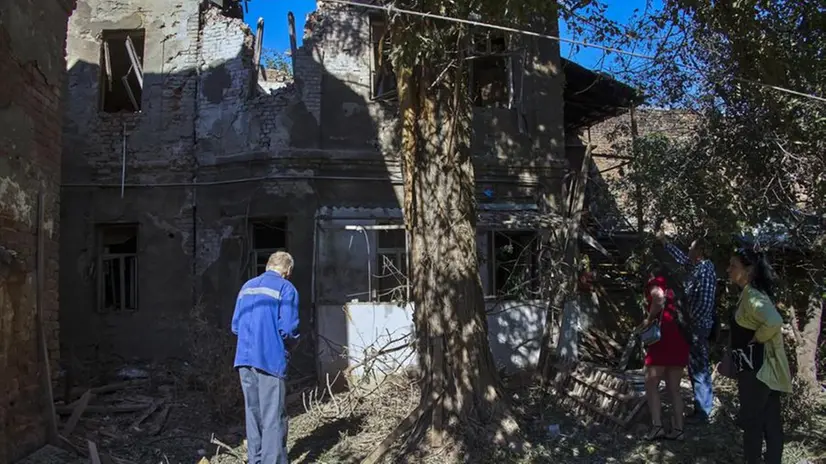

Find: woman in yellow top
[726,247,792,464]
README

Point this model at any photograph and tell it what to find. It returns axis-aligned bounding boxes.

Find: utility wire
[323,0,826,104]
[734,77,826,104]
[323,0,657,60]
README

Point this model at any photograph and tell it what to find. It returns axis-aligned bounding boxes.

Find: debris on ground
[35,360,826,464]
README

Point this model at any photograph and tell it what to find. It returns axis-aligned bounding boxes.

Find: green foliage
[261,48,292,76]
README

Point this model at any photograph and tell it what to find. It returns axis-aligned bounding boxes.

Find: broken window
[98,224,139,312]
[375,225,407,302]
[100,30,145,113]
[487,230,539,300]
[370,18,397,100]
[469,31,510,108]
[250,220,287,278]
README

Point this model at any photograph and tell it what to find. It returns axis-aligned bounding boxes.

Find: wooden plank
[36,190,59,444]
[621,396,648,426]
[130,398,165,431]
[62,390,93,436]
[567,372,639,401]
[147,403,171,436]
[560,388,625,426]
[87,440,102,464]
[66,380,149,402]
[56,403,149,415]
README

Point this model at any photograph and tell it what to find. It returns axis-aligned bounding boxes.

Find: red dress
[643,276,690,367]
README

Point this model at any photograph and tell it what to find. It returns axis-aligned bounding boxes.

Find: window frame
[375,225,408,303]
[369,17,398,101]
[96,223,140,313]
[468,30,512,108]
[248,219,288,279]
[100,29,146,113]
[484,229,540,300]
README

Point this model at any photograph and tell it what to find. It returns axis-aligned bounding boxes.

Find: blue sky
[245,0,658,72]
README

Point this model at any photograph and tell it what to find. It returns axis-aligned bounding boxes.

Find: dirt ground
[51,364,826,464]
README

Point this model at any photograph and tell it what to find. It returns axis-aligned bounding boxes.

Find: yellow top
[734,285,793,393]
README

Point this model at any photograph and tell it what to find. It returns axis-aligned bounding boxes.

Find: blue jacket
[231,271,300,377]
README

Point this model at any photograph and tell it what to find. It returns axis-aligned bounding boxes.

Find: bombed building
[59,0,635,382]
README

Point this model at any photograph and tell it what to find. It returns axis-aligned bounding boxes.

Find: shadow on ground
[289,414,367,463]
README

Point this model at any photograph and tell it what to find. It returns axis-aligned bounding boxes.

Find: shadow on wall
[57,2,401,389]
[310,4,572,461]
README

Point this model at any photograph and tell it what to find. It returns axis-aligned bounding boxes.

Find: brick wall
[580,109,701,232]
[59,0,566,365]
[0,0,73,461]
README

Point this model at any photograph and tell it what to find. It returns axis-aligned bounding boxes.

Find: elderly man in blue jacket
[231,251,300,464]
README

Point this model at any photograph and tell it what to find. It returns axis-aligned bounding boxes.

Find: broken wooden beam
[130,398,165,431]
[66,380,148,402]
[56,403,149,416]
[61,389,93,436]
[146,403,171,436]
[87,440,102,464]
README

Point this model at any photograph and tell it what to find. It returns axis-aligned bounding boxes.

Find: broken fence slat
[130,398,165,431]
[62,390,94,436]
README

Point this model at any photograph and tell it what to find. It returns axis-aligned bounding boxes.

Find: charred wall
[59,0,568,374]
[0,0,74,461]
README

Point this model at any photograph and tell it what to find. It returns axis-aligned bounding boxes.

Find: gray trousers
[239,367,288,464]
[737,371,783,464]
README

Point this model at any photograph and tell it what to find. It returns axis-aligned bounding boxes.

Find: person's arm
[640,286,666,329]
[231,290,243,335]
[748,291,783,344]
[278,286,300,340]
[664,242,691,267]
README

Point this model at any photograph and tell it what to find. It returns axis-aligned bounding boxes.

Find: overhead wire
[323,0,657,60]
[322,0,826,104]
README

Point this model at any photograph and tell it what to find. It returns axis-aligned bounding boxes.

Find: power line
[734,77,826,104]
[323,0,826,104]
[323,0,657,60]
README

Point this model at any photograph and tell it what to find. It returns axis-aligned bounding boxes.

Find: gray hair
[266,251,294,275]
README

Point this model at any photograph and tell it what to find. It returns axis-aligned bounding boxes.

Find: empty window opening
[370,18,397,100]
[375,225,407,302]
[98,224,139,312]
[250,220,287,277]
[488,230,539,300]
[100,30,146,113]
[470,32,510,108]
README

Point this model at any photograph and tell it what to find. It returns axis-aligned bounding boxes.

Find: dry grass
[207,373,826,464]
[187,303,244,424]
[54,359,825,464]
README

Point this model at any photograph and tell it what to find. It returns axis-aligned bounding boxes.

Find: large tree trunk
[392,45,509,452]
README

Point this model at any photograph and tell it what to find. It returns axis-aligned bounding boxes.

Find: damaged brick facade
[0,0,74,461]
[60,0,571,373]
[583,109,701,233]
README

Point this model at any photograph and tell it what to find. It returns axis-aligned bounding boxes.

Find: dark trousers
[239,367,289,464]
[689,329,714,418]
[737,371,784,464]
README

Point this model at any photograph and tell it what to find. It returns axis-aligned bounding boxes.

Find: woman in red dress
[639,267,690,441]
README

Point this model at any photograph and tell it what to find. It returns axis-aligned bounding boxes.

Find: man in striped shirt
[659,232,718,423]
[232,251,300,464]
